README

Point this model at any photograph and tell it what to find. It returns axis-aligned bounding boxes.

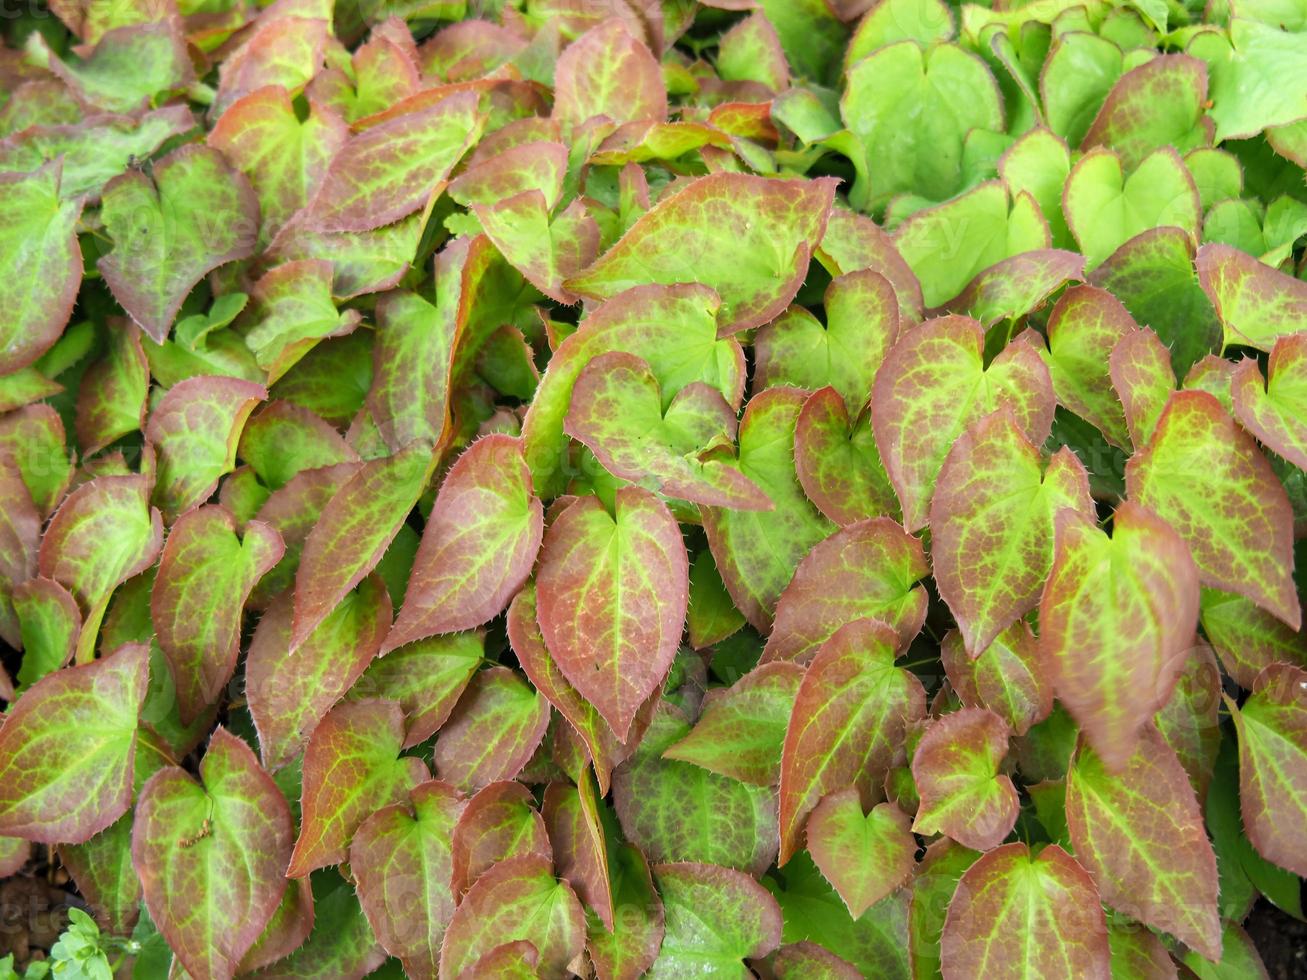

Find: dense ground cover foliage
[0,0,1306,976]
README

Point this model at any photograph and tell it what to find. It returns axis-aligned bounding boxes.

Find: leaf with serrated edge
[57,814,139,937]
[0,644,147,842]
[0,163,83,374]
[288,698,429,876]
[1126,390,1298,628]
[522,282,745,496]
[762,517,929,666]
[508,584,634,794]
[147,375,267,520]
[1041,284,1136,449]
[794,386,899,526]
[1107,924,1178,980]
[238,401,357,491]
[1200,587,1307,689]
[942,624,1051,737]
[439,855,586,980]
[778,618,926,864]
[948,250,1085,327]
[933,409,1092,656]
[292,441,432,648]
[386,435,541,652]
[307,91,485,232]
[1229,663,1307,877]
[940,843,1110,979]
[1155,640,1222,803]
[243,259,361,384]
[432,667,550,793]
[1039,501,1200,770]
[1232,334,1307,470]
[0,403,72,518]
[248,576,390,770]
[351,779,463,980]
[566,352,770,510]
[543,778,613,929]
[807,791,915,919]
[133,728,292,980]
[648,862,782,980]
[1196,242,1307,353]
[909,839,980,980]
[1109,327,1176,449]
[912,707,1019,851]
[450,781,551,899]
[552,18,665,127]
[772,941,862,980]
[687,549,746,650]
[12,577,81,692]
[704,387,835,631]
[754,270,900,412]
[587,843,664,980]
[152,506,283,725]
[39,474,162,662]
[872,316,1055,531]
[537,487,687,740]
[567,174,837,335]
[99,145,258,342]
[75,318,148,456]
[1066,725,1221,959]
[614,702,779,875]
[0,458,40,653]
[663,662,803,786]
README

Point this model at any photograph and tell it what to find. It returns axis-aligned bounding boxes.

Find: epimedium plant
[0,0,1305,977]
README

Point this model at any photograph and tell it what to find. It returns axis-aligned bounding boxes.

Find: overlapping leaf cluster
[1,0,1306,976]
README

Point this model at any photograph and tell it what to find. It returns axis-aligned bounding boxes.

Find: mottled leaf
[807,792,915,919]
[1040,284,1135,449]
[941,624,1052,737]
[432,667,550,793]
[1110,327,1176,448]
[75,318,149,455]
[1232,333,1307,470]
[450,781,551,899]
[911,707,1018,851]
[553,19,665,128]
[794,386,898,526]
[648,862,782,979]
[543,778,613,929]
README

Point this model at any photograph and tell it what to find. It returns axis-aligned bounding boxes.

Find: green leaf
[1082,54,1212,169]
[287,698,429,876]
[474,194,600,305]
[1066,725,1221,960]
[1040,502,1200,770]
[586,843,664,980]
[36,22,193,114]
[75,318,148,456]
[911,707,1019,851]
[806,792,916,919]
[1197,243,1307,353]
[793,387,898,526]
[840,41,1002,207]
[648,862,782,980]
[947,250,1086,327]
[306,91,485,232]
[1180,921,1270,980]
[291,441,432,648]
[614,704,779,876]
[243,260,362,384]
[663,662,803,787]
[12,577,82,692]
[439,855,586,980]
[718,12,790,91]
[762,518,929,665]
[703,387,835,631]
[999,128,1074,251]
[1109,326,1176,451]
[907,840,979,980]
[537,487,687,740]
[0,403,72,519]
[133,728,294,980]
[151,506,283,724]
[940,843,1110,978]
[0,644,148,843]
[451,781,551,900]
[248,576,391,770]
[1126,390,1298,627]
[351,779,463,979]
[432,667,550,793]
[366,280,454,454]
[872,317,1055,531]
[891,182,1050,308]
[38,474,162,661]
[777,618,926,863]
[766,852,911,979]
[1155,641,1223,801]
[565,352,770,510]
[543,777,612,929]
[816,207,924,323]
[0,163,84,374]
[941,623,1052,737]
[1063,146,1200,270]
[237,401,357,491]
[386,435,541,651]
[208,86,348,245]
[1040,32,1125,147]
[755,270,899,413]
[147,375,268,520]
[59,814,140,939]
[99,145,259,342]
[552,19,665,128]
[1189,19,1307,140]
[1201,587,1307,689]
[687,549,746,650]
[1229,662,1307,877]
[932,408,1092,655]
[566,174,838,335]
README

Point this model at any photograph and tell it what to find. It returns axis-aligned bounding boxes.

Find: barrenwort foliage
[0,0,1305,976]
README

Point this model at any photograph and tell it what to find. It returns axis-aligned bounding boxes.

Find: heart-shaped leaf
[432,667,551,793]
[1232,333,1307,470]
[451,781,551,899]
[806,792,916,919]
[912,707,1019,851]
[648,862,782,979]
